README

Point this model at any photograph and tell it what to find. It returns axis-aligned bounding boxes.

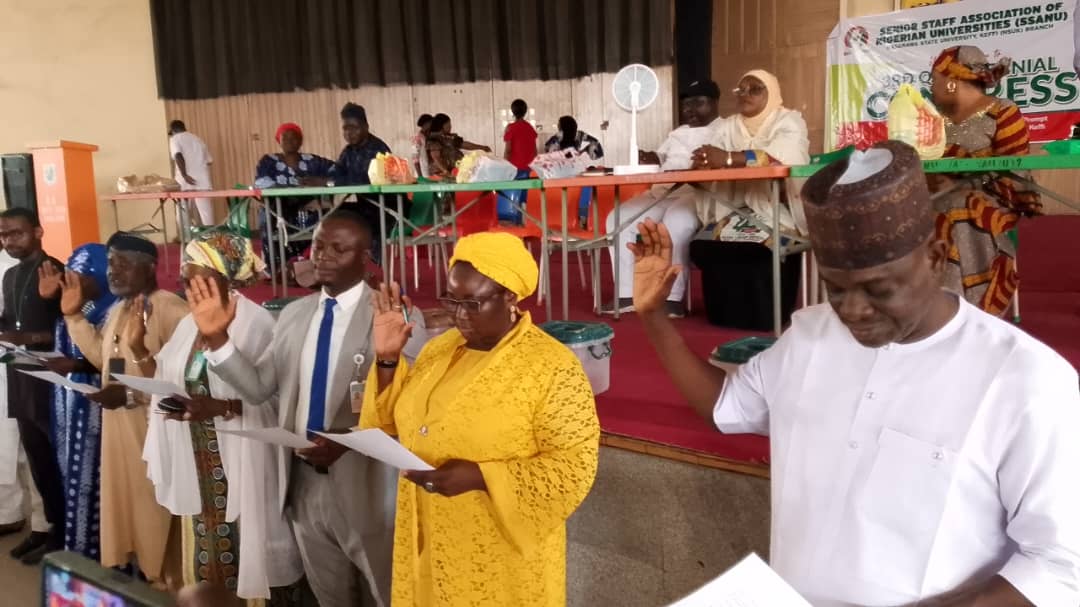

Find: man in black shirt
[0,208,64,564]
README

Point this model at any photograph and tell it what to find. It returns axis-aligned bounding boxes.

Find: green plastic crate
[710,336,777,365]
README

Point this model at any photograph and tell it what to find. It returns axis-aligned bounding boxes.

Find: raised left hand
[404,459,487,497]
[296,435,350,468]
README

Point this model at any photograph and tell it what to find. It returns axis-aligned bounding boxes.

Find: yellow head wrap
[183,230,266,285]
[449,232,538,299]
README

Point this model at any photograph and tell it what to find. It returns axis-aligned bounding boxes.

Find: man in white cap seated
[633,140,1080,605]
[602,79,723,318]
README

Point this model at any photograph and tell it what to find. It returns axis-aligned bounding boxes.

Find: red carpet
[159,215,1080,467]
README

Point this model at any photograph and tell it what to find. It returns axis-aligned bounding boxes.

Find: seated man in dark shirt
[335,102,390,186]
[0,208,65,564]
[335,102,408,262]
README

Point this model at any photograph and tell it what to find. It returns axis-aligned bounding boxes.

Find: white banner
[826,0,1078,149]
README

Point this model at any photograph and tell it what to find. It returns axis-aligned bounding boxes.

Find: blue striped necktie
[307,297,336,435]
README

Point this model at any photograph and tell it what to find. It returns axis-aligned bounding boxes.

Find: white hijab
[143,294,302,598]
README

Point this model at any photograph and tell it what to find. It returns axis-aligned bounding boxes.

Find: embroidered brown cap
[801,140,933,270]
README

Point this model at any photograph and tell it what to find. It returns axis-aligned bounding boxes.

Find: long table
[544,167,797,333]
[379,179,544,297]
[104,189,259,276]
[258,185,380,296]
[790,153,1080,211]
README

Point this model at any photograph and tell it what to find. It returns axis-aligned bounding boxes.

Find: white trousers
[0,443,48,532]
[605,188,700,300]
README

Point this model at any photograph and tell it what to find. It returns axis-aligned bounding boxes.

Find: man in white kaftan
[635,140,1080,606]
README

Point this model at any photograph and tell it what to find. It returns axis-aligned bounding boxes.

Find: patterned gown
[182,349,241,593]
[933,98,1041,316]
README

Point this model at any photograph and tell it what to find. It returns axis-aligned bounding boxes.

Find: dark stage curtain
[150,0,673,100]
[674,0,712,90]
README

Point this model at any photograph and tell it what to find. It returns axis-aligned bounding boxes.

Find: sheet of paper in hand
[316,429,435,471]
[668,553,810,607]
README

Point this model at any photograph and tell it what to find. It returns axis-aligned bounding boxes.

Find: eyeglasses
[437,292,501,314]
[732,85,767,97]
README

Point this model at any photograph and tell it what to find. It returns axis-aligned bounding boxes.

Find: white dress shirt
[715,297,1080,606]
[205,282,366,433]
[294,282,365,433]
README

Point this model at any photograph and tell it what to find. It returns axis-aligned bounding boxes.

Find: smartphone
[157,397,185,414]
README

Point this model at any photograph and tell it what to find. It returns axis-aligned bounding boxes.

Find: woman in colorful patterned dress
[929,45,1041,316]
[38,244,117,560]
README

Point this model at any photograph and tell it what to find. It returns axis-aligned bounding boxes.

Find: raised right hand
[58,269,87,316]
[628,219,682,316]
[372,281,414,361]
[38,263,63,299]
[185,275,236,346]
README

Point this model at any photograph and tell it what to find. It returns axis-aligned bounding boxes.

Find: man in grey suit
[195,205,424,607]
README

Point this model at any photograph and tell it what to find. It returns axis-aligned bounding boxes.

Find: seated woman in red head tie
[929,45,1041,317]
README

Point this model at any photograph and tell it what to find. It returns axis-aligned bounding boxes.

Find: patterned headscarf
[183,230,266,285]
[932,46,1011,88]
[66,243,118,326]
[449,232,538,299]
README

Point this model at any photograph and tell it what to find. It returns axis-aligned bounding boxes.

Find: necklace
[943,101,997,127]
[12,257,42,331]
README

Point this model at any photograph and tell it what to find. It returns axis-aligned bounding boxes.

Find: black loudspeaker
[1,153,37,211]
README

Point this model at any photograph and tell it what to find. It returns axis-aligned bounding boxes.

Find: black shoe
[0,520,25,537]
[19,542,52,565]
[665,300,687,319]
[9,531,48,559]
[599,298,635,315]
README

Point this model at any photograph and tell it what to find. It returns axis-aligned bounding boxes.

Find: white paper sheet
[111,373,189,398]
[668,553,811,607]
[215,427,315,449]
[17,369,98,394]
[316,429,435,471]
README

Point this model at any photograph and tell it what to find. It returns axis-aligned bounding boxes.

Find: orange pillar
[27,140,101,261]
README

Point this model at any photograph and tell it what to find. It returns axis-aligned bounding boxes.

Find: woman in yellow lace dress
[360,232,600,606]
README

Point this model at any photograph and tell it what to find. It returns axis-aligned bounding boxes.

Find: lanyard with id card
[349,352,366,414]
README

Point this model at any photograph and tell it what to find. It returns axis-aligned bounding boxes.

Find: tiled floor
[0,530,44,606]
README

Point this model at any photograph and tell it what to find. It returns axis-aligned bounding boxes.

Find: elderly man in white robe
[144,231,303,602]
[634,140,1080,606]
[602,79,723,318]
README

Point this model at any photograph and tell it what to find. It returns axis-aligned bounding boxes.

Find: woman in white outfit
[688,70,810,330]
[144,231,305,604]
[603,79,722,318]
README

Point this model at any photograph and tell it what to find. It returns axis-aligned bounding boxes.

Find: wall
[163,67,675,193]
[711,0,841,154]
[0,0,172,239]
[567,447,771,606]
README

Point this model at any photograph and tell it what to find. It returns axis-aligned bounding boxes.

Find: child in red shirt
[500,99,537,222]
[503,99,537,170]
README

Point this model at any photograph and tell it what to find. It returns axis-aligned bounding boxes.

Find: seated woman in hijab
[254,122,337,281]
[426,113,491,179]
[361,232,600,607]
[37,244,118,561]
[144,231,304,605]
[688,70,810,330]
[929,46,1039,317]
